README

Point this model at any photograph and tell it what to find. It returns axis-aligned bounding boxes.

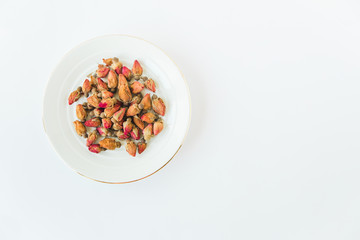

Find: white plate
[43,35,191,183]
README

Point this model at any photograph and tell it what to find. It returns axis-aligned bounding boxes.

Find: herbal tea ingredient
[68,59,166,157]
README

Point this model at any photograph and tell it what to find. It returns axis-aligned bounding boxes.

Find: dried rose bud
[68,89,81,105]
[126,139,136,157]
[118,73,128,86]
[104,104,121,118]
[97,78,108,91]
[93,108,103,117]
[84,117,101,127]
[126,103,143,117]
[87,95,101,108]
[76,104,87,121]
[102,58,113,66]
[107,70,118,88]
[82,79,91,96]
[116,130,130,139]
[130,81,144,94]
[140,93,151,110]
[97,127,109,136]
[132,60,143,76]
[154,119,164,135]
[112,121,122,131]
[99,138,121,150]
[130,95,142,105]
[133,115,145,130]
[113,107,127,122]
[111,58,123,75]
[123,118,133,135]
[137,141,147,154]
[86,130,98,147]
[130,127,141,140]
[141,112,157,123]
[99,98,117,108]
[101,90,114,99]
[96,65,110,78]
[73,120,86,137]
[143,123,153,142]
[121,66,132,79]
[152,95,166,116]
[145,79,156,92]
[114,67,121,75]
[88,144,102,153]
[90,75,97,86]
[102,118,112,129]
[118,85,132,103]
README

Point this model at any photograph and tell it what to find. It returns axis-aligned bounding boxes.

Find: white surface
[1,0,360,239]
[43,35,190,183]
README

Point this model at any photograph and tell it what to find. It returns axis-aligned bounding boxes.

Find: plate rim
[42,34,191,184]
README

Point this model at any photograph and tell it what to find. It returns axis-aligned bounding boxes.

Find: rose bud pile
[68,58,166,157]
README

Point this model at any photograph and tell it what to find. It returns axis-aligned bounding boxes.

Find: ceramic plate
[43,35,191,183]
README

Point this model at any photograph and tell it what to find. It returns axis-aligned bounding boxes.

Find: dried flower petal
[118,73,128,86]
[133,115,145,130]
[86,130,98,147]
[153,119,164,135]
[112,121,122,131]
[82,79,91,96]
[140,93,151,110]
[152,95,166,116]
[137,141,147,154]
[143,124,153,142]
[130,95,142,105]
[111,58,123,75]
[93,108,103,117]
[99,138,121,150]
[118,85,132,103]
[68,90,81,105]
[116,130,130,139]
[126,140,136,157]
[87,95,101,108]
[88,144,102,153]
[90,75,97,86]
[141,112,157,123]
[145,79,156,92]
[130,127,141,140]
[102,118,112,129]
[123,118,133,135]
[99,98,117,108]
[107,70,118,88]
[101,90,114,99]
[132,60,143,76]
[97,127,109,136]
[97,78,108,91]
[75,104,87,121]
[121,66,132,79]
[96,65,110,78]
[104,104,121,118]
[102,58,113,66]
[73,120,86,137]
[84,117,101,127]
[130,81,144,94]
[127,103,143,117]
[113,107,127,122]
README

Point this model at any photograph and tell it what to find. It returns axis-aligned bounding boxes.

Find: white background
[1,0,360,239]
